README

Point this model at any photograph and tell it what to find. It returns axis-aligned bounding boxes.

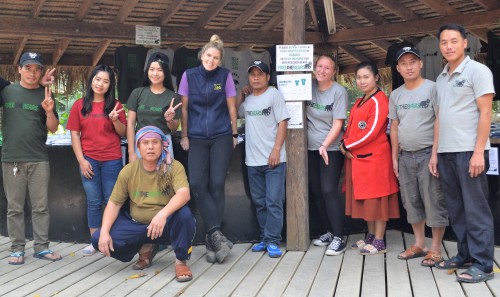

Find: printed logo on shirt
[396,99,430,110]
[358,121,367,130]
[83,113,107,119]
[138,104,163,113]
[133,188,171,198]
[213,83,222,91]
[246,106,272,116]
[4,102,40,111]
[453,79,466,87]
[306,101,334,111]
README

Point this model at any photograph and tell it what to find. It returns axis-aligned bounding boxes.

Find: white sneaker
[82,244,96,256]
[325,236,346,256]
[313,232,334,246]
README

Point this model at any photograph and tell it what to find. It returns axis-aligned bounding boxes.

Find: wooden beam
[12,36,28,65]
[92,39,112,66]
[340,45,369,63]
[159,0,188,26]
[192,0,231,28]
[227,0,273,30]
[284,0,309,252]
[52,38,71,66]
[0,17,323,44]
[0,53,113,67]
[327,9,500,43]
[333,0,387,25]
[339,58,386,74]
[371,0,419,21]
[472,0,499,9]
[307,0,319,31]
[31,0,46,18]
[259,9,283,31]
[75,0,94,21]
[115,0,140,23]
[419,0,459,16]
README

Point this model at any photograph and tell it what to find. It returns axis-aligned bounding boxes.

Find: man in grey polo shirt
[389,47,448,267]
[432,24,495,283]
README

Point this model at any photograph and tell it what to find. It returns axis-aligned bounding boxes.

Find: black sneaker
[209,230,231,263]
[313,232,334,247]
[325,236,346,256]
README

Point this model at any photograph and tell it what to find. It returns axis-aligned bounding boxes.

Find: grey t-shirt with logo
[238,87,290,166]
[306,80,348,151]
[388,79,437,151]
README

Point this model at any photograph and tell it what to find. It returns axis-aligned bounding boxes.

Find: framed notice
[487,147,498,175]
[277,74,312,101]
[276,44,314,72]
[285,101,303,129]
[136,25,161,45]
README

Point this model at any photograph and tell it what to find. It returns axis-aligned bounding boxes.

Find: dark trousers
[91,205,196,261]
[308,150,345,238]
[438,151,494,273]
[188,135,233,233]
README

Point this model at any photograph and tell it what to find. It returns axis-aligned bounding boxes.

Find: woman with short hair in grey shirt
[307,55,348,256]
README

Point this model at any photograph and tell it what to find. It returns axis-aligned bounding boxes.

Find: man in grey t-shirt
[389,47,448,267]
[237,61,290,258]
[433,24,495,283]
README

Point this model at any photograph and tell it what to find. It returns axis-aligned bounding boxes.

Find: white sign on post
[136,25,161,45]
[276,44,314,72]
[277,73,312,101]
[285,101,304,129]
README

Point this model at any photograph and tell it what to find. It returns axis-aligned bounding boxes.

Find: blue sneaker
[252,242,266,252]
[266,244,282,258]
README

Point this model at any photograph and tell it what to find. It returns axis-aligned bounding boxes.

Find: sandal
[457,266,494,283]
[8,251,25,265]
[351,234,375,250]
[421,251,443,267]
[397,246,427,260]
[435,255,472,270]
[360,244,387,255]
[175,262,193,282]
[34,249,62,261]
[132,244,159,270]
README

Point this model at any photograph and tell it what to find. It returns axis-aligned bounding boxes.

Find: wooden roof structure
[0,0,499,74]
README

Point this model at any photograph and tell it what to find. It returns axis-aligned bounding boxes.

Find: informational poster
[276,44,314,72]
[487,147,498,175]
[136,25,161,45]
[277,74,312,101]
[285,101,304,129]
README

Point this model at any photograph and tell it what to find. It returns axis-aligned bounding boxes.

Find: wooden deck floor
[0,230,499,297]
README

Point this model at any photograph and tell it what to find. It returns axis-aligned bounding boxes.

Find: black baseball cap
[248,61,270,74]
[395,47,421,62]
[20,52,44,67]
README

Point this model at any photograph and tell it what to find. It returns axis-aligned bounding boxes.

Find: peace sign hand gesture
[109,102,124,122]
[41,87,54,112]
[164,98,182,122]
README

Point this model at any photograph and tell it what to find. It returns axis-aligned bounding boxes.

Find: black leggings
[308,150,344,238]
[188,135,233,233]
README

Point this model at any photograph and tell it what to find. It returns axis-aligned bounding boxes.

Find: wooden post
[283,0,309,251]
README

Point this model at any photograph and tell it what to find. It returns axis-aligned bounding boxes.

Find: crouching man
[92,125,196,282]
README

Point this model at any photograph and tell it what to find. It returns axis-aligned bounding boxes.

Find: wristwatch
[232,133,238,138]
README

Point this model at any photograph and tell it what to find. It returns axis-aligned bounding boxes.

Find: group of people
[309,23,495,284]
[0,23,495,284]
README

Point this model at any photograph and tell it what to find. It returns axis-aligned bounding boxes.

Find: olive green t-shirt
[0,83,58,162]
[126,87,181,134]
[110,159,189,224]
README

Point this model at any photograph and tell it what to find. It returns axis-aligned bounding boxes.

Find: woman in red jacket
[340,61,399,255]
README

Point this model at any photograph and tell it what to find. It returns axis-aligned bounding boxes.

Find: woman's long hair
[81,64,116,116]
[142,52,174,91]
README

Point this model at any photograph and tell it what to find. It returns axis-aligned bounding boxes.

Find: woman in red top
[340,61,399,255]
[67,65,127,256]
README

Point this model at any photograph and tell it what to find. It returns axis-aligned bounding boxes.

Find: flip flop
[8,251,25,265]
[175,262,193,282]
[397,246,427,260]
[435,255,471,270]
[34,249,62,261]
[457,266,494,283]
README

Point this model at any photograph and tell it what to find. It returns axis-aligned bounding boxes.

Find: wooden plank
[257,251,304,297]
[385,230,412,297]
[442,240,493,297]
[192,0,231,28]
[307,0,318,31]
[92,39,112,66]
[115,0,140,23]
[52,38,71,66]
[333,0,387,25]
[361,250,385,297]
[307,243,343,297]
[488,247,500,295]
[12,36,28,65]
[227,0,273,30]
[204,245,265,297]
[284,0,309,252]
[0,241,37,276]
[31,0,46,18]
[230,247,285,296]
[371,0,419,21]
[335,234,365,296]
[472,0,499,9]
[259,10,283,31]
[75,0,94,21]
[340,45,369,63]
[159,0,188,26]
[282,242,323,297]
[179,244,252,297]
[403,233,440,297]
